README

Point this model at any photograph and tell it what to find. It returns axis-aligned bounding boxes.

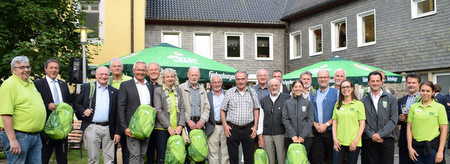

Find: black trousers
[310,130,333,164]
[361,138,395,164]
[398,145,414,164]
[41,134,68,164]
[227,123,255,164]
[146,132,157,164]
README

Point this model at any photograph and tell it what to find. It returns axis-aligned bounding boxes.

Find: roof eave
[281,0,351,21]
[145,19,287,28]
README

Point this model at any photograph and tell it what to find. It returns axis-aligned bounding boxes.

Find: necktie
[53,80,60,104]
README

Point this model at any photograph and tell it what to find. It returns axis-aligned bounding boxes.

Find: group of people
[0,55,449,164]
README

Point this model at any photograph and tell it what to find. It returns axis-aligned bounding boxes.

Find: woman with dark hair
[332,80,366,164]
[407,81,447,164]
[153,68,186,164]
[282,80,314,156]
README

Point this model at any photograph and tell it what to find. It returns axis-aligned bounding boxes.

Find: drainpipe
[131,0,134,53]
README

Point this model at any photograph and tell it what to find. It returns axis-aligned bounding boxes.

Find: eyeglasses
[341,86,352,90]
[14,66,31,70]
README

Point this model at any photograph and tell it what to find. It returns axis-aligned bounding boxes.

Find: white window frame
[193,32,213,59]
[77,0,105,44]
[289,30,302,60]
[309,25,323,56]
[330,18,347,52]
[224,32,244,60]
[161,31,181,48]
[411,0,436,19]
[434,72,450,94]
[357,9,376,47]
[254,33,273,60]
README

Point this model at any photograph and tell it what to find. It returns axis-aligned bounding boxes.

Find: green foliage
[0,0,99,84]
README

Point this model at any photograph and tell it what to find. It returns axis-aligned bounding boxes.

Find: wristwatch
[326,122,330,127]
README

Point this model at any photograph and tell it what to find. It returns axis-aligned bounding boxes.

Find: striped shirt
[221,86,260,126]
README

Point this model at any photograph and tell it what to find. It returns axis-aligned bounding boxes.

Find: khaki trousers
[263,134,286,164]
[84,124,115,164]
[207,125,229,164]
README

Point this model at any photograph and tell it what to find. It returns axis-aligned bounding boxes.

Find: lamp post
[74,27,93,83]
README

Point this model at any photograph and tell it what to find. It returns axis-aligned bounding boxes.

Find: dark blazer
[397,95,421,148]
[117,79,155,132]
[205,90,223,136]
[282,84,290,94]
[34,78,71,119]
[436,93,445,105]
[74,82,120,140]
[443,94,450,121]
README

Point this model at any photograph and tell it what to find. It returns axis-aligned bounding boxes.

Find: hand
[175,126,183,135]
[314,123,320,131]
[223,124,232,137]
[408,147,418,162]
[298,136,305,143]
[349,141,358,151]
[196,120,205,129]
[9,139,21,154]
[48,103,57,111]
[124,128,133,138]
[318,124,328,133]
[83,109,93,117]
[187,120,196,129]
[399,114,406,122]
[435,150,444,163]
[258,135,264,148]
[333,139,341,152]
[371,133,383,143]
[250,125,257,139]
[291,136,299,143]
[114,134,121,144]
[168,126,176,136]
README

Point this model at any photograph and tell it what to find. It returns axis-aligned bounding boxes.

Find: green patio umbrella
[283,56,402,85]
[98,43,237,83]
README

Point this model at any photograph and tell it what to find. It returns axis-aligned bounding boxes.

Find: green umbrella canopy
[98,43,237,83]
[283,56,402,85]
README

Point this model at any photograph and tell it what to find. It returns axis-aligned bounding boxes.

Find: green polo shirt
[108,74,132,89]
[407,101,447,142]
[332,100,366,147]
[0,74,46,132]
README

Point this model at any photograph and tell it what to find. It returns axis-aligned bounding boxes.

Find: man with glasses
[361,71,398,164]
[310,70,339,164]
[0,56,46,163]
[34,59,72,164]
[117,61,155,164]
[221,69,260,164]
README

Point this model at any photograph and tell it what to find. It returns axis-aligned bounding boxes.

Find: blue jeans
[332,145,360,164]
[414,147,437,164]
[0,131,42,164]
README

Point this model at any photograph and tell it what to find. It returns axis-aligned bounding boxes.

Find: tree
[0,0,98,84]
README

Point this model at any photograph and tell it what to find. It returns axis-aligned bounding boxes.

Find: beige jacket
[178,82,210,124]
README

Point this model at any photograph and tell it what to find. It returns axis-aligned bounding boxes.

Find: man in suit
[397,72,421,164]
[34,59,71,164]
[272,70,289,94]
[74,66,121,164]
[146,62,160,164]
[117,61,155,164]
[205,75,229,164]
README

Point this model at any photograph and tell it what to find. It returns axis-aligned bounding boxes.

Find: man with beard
[257,79,290,164]
[300,71,315,101]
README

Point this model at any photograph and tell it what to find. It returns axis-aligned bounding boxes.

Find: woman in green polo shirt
[332,80,366,164]
[153,68,186,163]
[407,81,447,164]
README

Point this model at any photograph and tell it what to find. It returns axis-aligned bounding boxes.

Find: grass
[49,148,103,164]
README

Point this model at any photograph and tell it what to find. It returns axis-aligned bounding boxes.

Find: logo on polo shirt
[429,112,435,116]
[350,108,355,111]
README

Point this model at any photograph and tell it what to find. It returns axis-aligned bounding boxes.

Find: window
[162,32,181,47]
[357,10,376,47]
[309,25,323,56]
[435,73,450,95]
[194,32,213,59]
[289,30,302,59]
[225,33,243,59]
[331,18,347,52]
[79,0,104,41]
[411,0,436,19]
[255,34,273,60]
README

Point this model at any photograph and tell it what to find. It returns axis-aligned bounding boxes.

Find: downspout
[131,0,134,53]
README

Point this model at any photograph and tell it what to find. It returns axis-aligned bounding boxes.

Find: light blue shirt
[92,82,110,122]
[212,90,225,122]
[315,87,339,123]
[406,92,420,109]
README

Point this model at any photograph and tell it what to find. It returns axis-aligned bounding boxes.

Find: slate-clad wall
[286,0,450,73]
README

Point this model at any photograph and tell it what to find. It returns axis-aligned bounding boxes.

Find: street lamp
[74,27,93,83]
